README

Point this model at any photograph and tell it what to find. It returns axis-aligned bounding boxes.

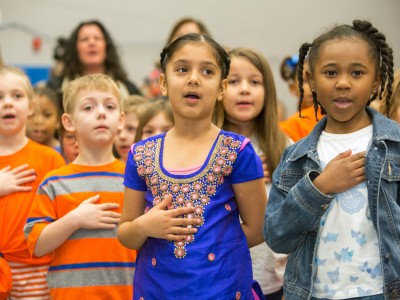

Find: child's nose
[335,75,351,90]
[187,72,199,86]
[240,81,250,93]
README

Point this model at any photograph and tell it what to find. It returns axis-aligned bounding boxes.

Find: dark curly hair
[62,20,128,82]
[298,20,394,119]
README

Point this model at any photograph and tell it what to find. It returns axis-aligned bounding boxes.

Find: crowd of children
[0,17,399,300]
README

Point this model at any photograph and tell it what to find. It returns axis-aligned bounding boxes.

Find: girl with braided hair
[264,20,399,300]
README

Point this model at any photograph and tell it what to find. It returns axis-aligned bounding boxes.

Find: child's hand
[142,194,200,241]
[260,155,271,183]
[313,150,366,195]
[0,164,36,197]
[71,195,121,229]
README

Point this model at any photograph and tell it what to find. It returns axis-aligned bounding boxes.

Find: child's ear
[159,74,168,97]
[62,113,75,132]
[306,69,315,92]
[217,79,228,102]
[118,111,125,131]
[372,76,381,95]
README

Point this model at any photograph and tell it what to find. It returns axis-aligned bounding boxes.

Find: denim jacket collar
[288,107,400,162]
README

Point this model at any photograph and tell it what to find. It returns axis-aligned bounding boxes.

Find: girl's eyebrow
[321,62,367,68]
[172,59,218,68]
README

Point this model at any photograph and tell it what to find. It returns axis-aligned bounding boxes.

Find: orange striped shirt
[25,160,136,300]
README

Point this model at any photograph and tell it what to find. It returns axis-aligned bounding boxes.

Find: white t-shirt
[313,125,383,299]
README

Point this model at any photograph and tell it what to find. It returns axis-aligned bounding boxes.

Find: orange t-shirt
[0,139,65,265]
[279,106,324,142]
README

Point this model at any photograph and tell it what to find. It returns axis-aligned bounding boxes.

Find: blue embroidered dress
[124,130,264,299]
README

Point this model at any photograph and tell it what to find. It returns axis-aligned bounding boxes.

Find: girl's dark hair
[166,17,211,45]
[298,20,394,118]
[160,33,230,80]
[62,20,128,82]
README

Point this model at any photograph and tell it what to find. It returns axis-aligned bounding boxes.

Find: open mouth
[333,98,352,108]
[2,113,16,119]
[185,92,200,99]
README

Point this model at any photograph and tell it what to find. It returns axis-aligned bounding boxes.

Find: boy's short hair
[63,74,122,114]
[0,65,34,101]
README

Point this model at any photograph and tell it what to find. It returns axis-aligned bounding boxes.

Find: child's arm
[118,188,200,250]
[0,164,36,196]
[235,178,267,248]
[33,195,120,257]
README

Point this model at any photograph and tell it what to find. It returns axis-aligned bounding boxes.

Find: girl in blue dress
[118,33,267,299]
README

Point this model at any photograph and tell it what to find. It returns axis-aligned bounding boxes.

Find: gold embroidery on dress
[134,134,241,258]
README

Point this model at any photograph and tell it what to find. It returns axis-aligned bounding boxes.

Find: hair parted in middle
[159,33,230,80]
[297,19,394,119]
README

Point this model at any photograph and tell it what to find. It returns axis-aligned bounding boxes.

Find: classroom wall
[1,0,399,115]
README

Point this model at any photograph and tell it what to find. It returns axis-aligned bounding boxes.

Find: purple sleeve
[123,150,147,191]
[230,141,264,184]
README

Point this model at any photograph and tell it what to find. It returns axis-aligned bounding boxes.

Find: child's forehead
[76,88,120,102]
[0,72,26,87]
[170,43,217,63]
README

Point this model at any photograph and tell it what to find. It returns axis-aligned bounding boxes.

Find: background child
[118,33,267,299]
[370,70,400,123]
[0,66,65,299]
[24,74,136,299]
[58,125,79,163]
[264,20,397,299]
[114,95,147,163]
[279,55,324,142]
[134,98,174,142]
[26,86,62,153]
[214,47,289,300]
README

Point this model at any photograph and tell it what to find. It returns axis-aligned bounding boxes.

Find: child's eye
[127,126,137,133]
[228,80,238,85]
[325,70,336,77]
[177,67,188,73]
[44,112,53,118]
[84,106,93,111]
[106,104,116,110]
[251,80,261,85]
[352,70,363,77]
[202,69,213,75]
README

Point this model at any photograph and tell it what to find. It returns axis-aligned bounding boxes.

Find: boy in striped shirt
[24,74,136,299]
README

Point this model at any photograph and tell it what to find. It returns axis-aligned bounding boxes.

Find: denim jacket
[263,108,400,300]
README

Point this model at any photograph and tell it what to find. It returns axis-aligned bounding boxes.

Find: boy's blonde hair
[0,66,34,101]
[63,74,122,114]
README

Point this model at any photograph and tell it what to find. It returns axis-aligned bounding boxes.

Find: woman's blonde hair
[213,47,287,174]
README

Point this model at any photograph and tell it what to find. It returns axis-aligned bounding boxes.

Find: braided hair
[298,20,394,118]
[160,33,230,80]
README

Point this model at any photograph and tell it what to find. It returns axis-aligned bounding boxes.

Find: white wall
[1,0,399,115]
